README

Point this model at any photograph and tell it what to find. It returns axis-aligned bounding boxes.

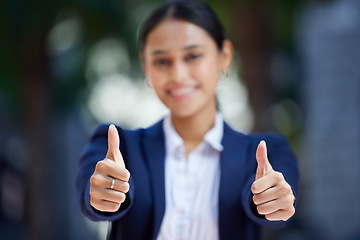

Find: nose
[169,62,187,84]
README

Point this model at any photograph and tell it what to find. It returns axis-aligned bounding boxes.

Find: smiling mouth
[168,86,197,99]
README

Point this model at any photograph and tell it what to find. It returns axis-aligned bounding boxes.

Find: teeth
[171,87,195,96]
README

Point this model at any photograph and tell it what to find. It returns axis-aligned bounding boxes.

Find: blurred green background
[1,0,360,239]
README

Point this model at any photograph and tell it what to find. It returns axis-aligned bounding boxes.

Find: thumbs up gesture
[90,125,130,212]
[251,141,295,221]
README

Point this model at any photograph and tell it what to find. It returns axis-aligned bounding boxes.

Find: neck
[171,103,217,156]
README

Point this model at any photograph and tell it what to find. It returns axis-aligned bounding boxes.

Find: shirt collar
[163,115,184,157]
[163,112,224,157]
[204,112,224,152]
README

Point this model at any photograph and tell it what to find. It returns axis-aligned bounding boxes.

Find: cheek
[193,58,220,88]
[147,71,167,97]
[150,78,166,97]
[145,65,163,86]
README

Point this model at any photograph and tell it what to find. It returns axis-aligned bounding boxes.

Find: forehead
[144,19,216,53]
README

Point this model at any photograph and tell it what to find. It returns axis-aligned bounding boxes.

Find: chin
[170,108,197,119]
[163,98,215,120]
[169,104,212,120]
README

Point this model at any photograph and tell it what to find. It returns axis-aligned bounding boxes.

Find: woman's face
[142,19,232,119]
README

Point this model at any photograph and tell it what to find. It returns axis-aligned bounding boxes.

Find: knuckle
[252,195,257,205]
[286,194,295,205]
[274,172,284,181]
[290,206,295,216]
[90,189,99,199]
[281,180,291,189]
[123,182,130,193]
[265,213,279,221]
[278,185,289,195]
[90,198,98,208]
[252,195,259,205]
[90,175,101,186]
[118,182,128,192]
[90,176,95,186]
[111,202,121,212]
[251,183,258,193]
[124,169,131,182]
[283,208,295,221]
[96,161,107,172]
[265,214,272,221]
[98,159,114,172]
[119,192,126,203]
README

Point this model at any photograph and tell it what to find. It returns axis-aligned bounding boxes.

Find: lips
[167,86,197,99]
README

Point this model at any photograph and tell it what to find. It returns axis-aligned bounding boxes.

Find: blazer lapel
[141,120,251,239]
[218,122,250,239]
[142,121,166,240]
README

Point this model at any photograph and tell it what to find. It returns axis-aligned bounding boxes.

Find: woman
[76,1,299,239]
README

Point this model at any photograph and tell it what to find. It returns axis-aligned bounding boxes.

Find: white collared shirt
[157,113,224,240]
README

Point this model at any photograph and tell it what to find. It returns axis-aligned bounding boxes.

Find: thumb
[106,124,125,168]
[255,140,273,180]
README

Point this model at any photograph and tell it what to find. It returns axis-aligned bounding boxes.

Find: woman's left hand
[251,141,296,221]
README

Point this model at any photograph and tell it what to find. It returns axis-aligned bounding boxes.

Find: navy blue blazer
[76,120,299,240]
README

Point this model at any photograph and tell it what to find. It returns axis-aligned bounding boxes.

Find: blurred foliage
[0,0,302,137]
[1,0,300,107]
[0,0,159,113]
[0,0,304,239]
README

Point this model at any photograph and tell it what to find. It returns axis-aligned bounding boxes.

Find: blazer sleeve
[76,124,134,221]
[241,133,300,227]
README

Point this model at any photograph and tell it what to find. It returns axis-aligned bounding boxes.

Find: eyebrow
[151,44,204,55]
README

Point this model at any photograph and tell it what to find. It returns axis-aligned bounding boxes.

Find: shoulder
[224,122,288,144]
[90,119,164,143]
[223,121,292,155]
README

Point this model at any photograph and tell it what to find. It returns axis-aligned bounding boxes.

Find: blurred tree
[0,0,159,239]
[1,0,301,239]
[205,0,300,133]
[2,2,56,239]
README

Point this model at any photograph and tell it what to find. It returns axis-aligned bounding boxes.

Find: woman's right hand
[90,125,130,212]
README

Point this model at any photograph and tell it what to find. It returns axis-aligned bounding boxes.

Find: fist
[251,141,295,221]
[90,124,130,212]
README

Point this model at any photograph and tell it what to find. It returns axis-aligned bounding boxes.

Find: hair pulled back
[138,0,226,52]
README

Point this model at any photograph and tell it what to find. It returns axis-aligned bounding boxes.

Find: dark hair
[138,0,226,52]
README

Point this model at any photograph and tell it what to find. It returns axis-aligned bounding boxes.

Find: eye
[185,53,202,62]
[154,59,170,66]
